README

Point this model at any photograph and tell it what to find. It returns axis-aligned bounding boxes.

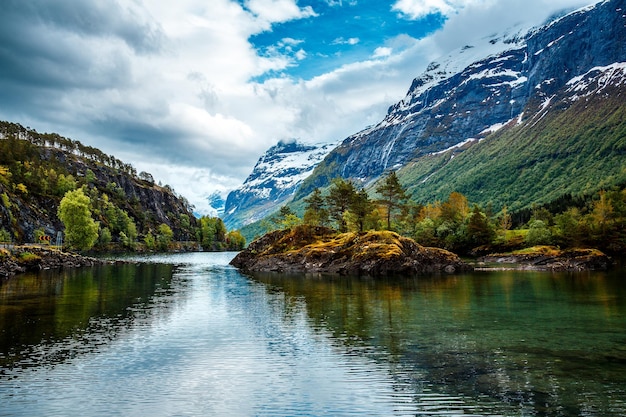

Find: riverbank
[0,245,113,278]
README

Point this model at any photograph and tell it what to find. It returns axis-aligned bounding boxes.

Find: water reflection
[250,270,626,416]
[0,263,176,370]
[0,254,625,417]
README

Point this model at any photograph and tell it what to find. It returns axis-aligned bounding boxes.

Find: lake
[1,252,625,416]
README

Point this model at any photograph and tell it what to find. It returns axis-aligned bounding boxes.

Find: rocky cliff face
[223,140,337,229]
[296,0,626,196]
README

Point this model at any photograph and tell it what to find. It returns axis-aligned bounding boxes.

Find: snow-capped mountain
[206,192,226,217]
[223,140,337,229]
[295,0,625,198]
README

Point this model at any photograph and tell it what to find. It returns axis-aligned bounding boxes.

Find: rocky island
[230,226,473,276]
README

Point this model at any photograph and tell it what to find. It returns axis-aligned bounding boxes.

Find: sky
[0,0,597,215]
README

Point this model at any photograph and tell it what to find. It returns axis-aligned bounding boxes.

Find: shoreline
[0,245,113,278]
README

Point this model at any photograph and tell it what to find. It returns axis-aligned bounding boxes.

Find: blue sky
[0,0,597,214]
[246,0,445,80]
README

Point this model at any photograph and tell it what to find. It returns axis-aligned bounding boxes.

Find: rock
[230,226,473,276]
[0,246,113,278]
[477,246,612,272]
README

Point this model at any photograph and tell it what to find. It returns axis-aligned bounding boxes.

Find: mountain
[205,191,226,217]
[223,140,337,229]
[0,121,198,245]
[293,0,626,210]
[399,61,626,212]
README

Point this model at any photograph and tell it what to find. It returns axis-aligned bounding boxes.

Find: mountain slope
[223,140,337,229]
[399,62,626,211]
[293,0,626,206]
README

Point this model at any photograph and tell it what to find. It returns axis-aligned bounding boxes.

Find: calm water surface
[1,252,625,416]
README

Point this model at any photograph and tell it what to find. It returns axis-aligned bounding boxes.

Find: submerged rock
[230,226,473,276]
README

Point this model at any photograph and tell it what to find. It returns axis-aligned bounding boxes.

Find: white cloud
[245,0,318,23]
[373,47,393,58]
[332,37,360,45]
[392,0,470,19]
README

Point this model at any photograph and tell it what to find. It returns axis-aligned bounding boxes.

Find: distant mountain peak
[222,139,338,229]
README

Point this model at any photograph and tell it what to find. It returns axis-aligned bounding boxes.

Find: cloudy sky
[0,0,596,214]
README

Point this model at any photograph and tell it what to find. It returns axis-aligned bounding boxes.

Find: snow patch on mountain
[566,62,626,99]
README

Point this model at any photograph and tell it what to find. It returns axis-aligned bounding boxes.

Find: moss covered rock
[230,226,473,276]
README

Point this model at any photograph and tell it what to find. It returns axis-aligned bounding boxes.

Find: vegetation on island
[0,121,245,253]
[245,171,626,257]
[230,225,473,275]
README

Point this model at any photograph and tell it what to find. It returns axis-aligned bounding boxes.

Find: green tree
[525,219,553,246]
[496,205,512,243]
[144,231,156,250]
[56,173,77,196]
[375,171,408,230]
[326,178,356,232]
[554,207,585,247]
[199,216,228,249]
[226,230,246,250]
[273,205,301,229]
[303,188,329,227]
[466,205,494,247]
[348,188,373,232]
[98,227,112,247]
[0,228,11,243]
[157,223,174,251]
[57,188,99,251]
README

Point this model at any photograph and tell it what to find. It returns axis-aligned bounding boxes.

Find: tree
[375,171,408,230]
[274,205,301,229]
[440,192,469,225]
[303,188,329,227]
[98,227,112,247]
[590,190,613,236]
[326,178,356,232]
[348,188,373,232]
[525,219,553,246]
[496,205,512,243]
[226,230,246,250]
[466,205,494,247]
[144,231,156,250]
[157,223,174,251]
[57,188,99,251]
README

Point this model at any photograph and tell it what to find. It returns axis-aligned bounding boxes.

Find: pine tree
[326,178,356,232]
[375,171,407,230]
[303,188,328,226]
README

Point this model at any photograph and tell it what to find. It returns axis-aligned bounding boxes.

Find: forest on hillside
[0,121,245,252]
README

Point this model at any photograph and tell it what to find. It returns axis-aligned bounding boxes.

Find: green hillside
[398,84,626,213]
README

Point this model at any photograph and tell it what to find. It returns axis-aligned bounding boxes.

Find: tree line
[54,187,245,252]
[265,171,626,255]
[0,124,245,252]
